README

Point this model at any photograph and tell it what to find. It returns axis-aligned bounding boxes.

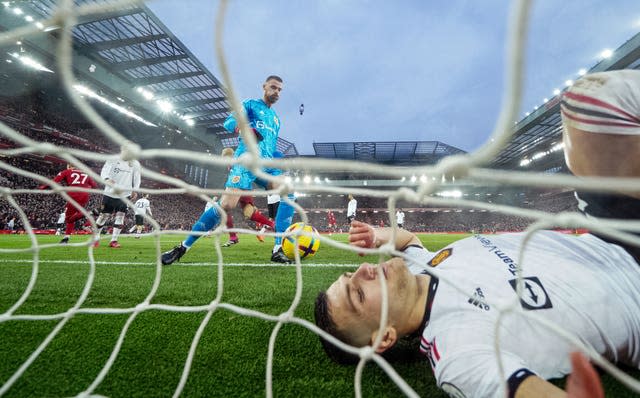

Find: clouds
[148,0,640,154]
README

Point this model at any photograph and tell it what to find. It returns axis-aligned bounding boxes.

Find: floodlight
[578,68,587,76]
[157,100,173,112]
[13,7,22,15]
[553,89,560,95]
[600,49,613,59]
[25,15,33,22]
[303,176,311,184]
[564,80,573,87]
[186,119,195,126]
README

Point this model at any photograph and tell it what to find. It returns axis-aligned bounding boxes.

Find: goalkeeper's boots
[222,239,239,247]
[161,244,186,265]
[59,237,69,245]
[270,248,292,264]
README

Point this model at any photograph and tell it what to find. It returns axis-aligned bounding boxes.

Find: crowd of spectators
[0,99,585,235]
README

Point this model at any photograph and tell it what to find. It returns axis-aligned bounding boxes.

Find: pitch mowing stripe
[0,259,356,267]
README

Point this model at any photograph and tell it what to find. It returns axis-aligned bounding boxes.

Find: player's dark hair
[315,291,423,365]
[314,290,359,365]
[265,75,283,83]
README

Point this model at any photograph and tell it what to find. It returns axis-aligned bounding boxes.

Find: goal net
[0,0,639,397]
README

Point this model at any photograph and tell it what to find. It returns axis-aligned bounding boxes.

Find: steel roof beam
[174,97,227,109]
[153,85,220,98]
[110,54,190,72]
[134,71,205,86]
[87,33,168,51]
[75,7,142,25]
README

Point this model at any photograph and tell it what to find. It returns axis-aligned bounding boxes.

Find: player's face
[325,257,417,346]
[263,79,283,105]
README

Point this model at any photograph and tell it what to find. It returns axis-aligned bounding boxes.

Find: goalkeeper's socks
[273,193,295,246]
[272,244,282,254]
[183,206,220,248]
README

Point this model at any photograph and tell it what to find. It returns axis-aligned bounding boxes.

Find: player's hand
[349,220,376,255]
[566,352,604,398]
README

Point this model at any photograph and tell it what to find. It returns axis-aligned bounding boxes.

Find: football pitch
[0,233,637,397]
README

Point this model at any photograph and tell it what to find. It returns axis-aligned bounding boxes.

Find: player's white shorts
[561,69,640,136]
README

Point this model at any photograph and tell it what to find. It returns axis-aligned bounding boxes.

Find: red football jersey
[53,168,97,189]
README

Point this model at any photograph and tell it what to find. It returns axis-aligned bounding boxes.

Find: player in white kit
[315,69,640,398]
[132,194,152,238]
[95,145,142,248]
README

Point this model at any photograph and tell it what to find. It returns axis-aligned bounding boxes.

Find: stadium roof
[313,141,466,165]
[1,0,298,154]
[491,31,640,170]
[24,0,230,133]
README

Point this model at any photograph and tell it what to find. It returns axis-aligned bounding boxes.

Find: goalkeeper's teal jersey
[223,98,281,159]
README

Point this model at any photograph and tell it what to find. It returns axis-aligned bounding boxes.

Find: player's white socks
[272,244,281,254]
[112,227,122,241]
[259,226,267,234]
[128,225,136,233]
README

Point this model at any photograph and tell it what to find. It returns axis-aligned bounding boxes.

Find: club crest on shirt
[428,248,452,267]
[231,176,241,184]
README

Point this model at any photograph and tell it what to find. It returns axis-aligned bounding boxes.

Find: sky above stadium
[147,0,640,155]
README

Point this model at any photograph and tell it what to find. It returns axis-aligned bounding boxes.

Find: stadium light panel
[410,175,417,183]
[2,2,9,7]
[185,119,195,126]
[24,15,33,22]
[553,89,561,95]
[284,176,292,183]
[565,80,574,87]
[303,176,311,184]
[600,49,613,59]
[543,98,549,103]
[578,68,587,76]
[73,84,156,127]
[35,21,44,29]
[12,7,22,15]
[157,100,173,113]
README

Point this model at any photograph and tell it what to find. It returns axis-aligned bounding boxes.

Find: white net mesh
[1,0,639,397]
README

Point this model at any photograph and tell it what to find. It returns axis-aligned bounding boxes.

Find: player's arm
[348,220,422,252]
[100,159,114,181]
[223,101,263,141]
[515,353,604,398]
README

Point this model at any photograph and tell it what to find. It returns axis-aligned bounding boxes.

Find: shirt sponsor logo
[473,235,519,276]
[428,248,452,267]
[467,287,490,311]
[508,276,553,310]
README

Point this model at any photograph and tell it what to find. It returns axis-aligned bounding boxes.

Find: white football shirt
[100,158,141,199]
[402,231,640,398]
[134,198,151,216]
[347,199,357,217]
[56,212,66,224]
[267,194,280,204]
[396,211,405,224]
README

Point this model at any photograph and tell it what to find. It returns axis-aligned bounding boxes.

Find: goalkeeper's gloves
[234,127,263,141]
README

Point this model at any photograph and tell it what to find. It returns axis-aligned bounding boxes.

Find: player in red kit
[326,210,337,234]
[41,164,97,244]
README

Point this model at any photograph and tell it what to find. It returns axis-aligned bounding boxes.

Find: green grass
[0,233,637,397]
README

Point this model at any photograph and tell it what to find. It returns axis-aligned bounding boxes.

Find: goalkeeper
[162,75,295,265]
[314,69,640,398]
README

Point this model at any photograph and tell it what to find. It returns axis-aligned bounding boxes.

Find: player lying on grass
[316,220,639,397]
[314,69,640,398]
